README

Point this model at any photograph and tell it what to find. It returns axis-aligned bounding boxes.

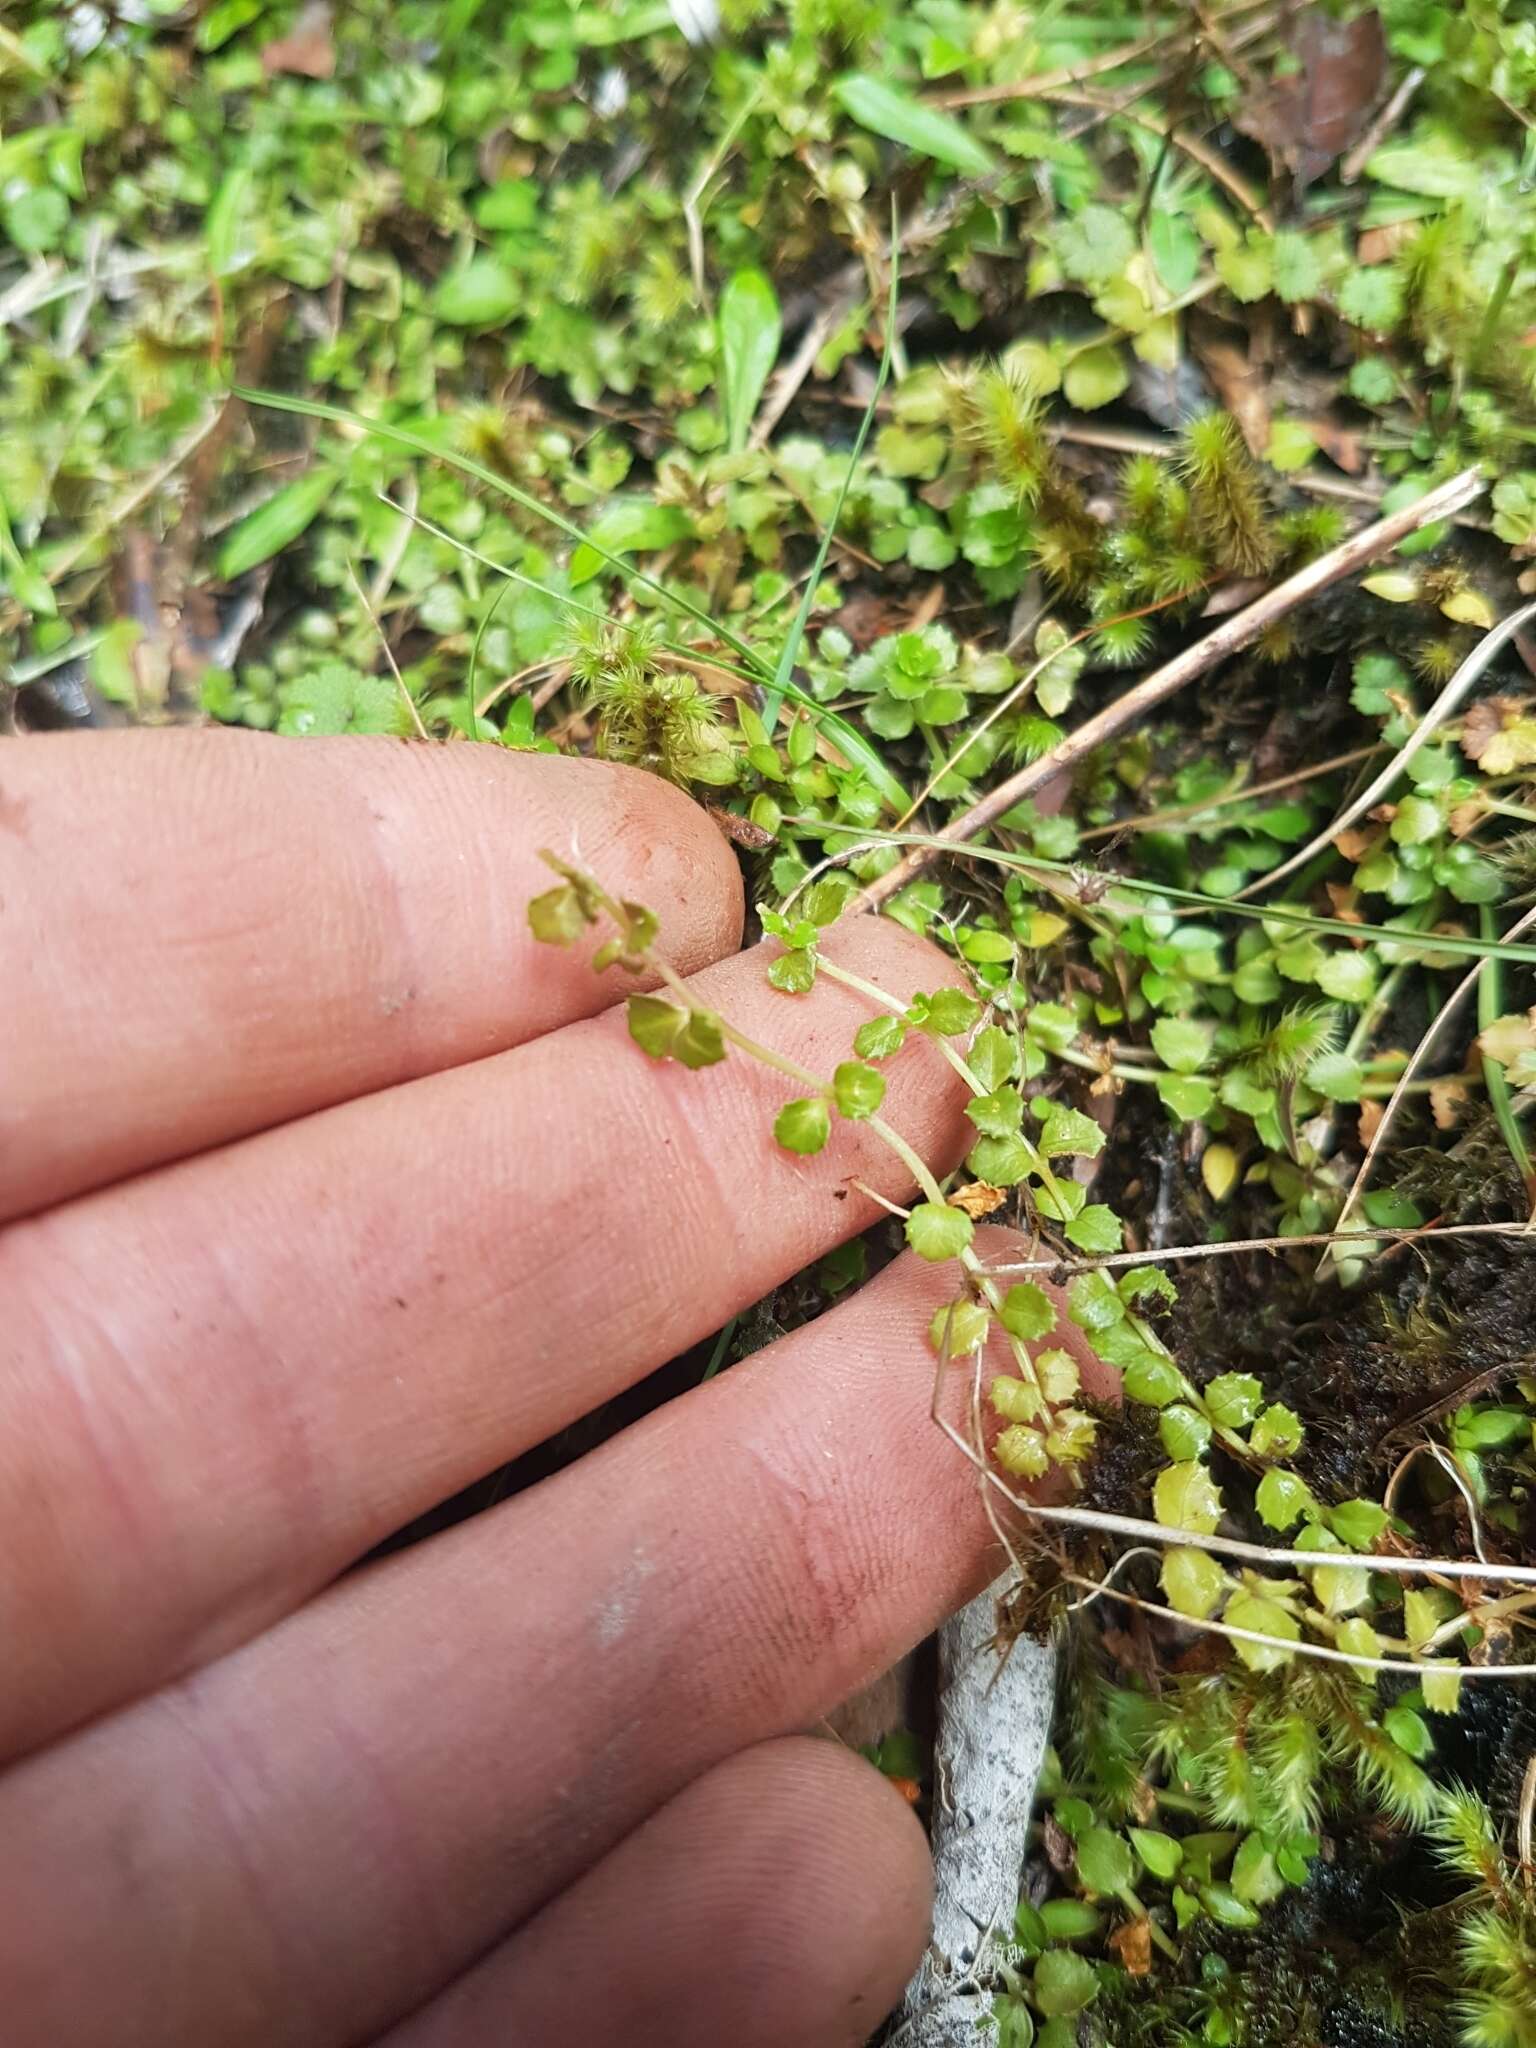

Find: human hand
[1,730,1067,2047]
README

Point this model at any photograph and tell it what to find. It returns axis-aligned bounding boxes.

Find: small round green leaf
[1254,1468,1315,1532]
[1076,1826,1135,1897]
[527,884,588,946]
[1154,1461,1224,1535]
[1130,1828,1184,1880]
[854,1013,907,1060]
[967,1085,1025,1138]
[1159,1403,1213,1460]
[906,1202,975,1261]
[930,1298,992,1357]
[627,994,686,1061]
[833,1059,886,1121]
[999,1281,1057,1341]
[1161,1544,1227,1620]
[1032,1949,1100,2018]
[1203,1372,1264,1429]
[768,947,818,994]
[1124,1354,1183,1407]
[774,1096,831,1155]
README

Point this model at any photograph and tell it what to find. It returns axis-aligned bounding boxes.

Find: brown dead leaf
[1428,1078,1468,1131]
[1043,1811,1076,1873]
[1461,695,1519,763]
[1235,7,1388,187]
[1326,882,1363,925]
[1334,827,1375,862]
[1357,220,1417,265]
[948,1181,1008,1219]
[706,806,775,851]
[1109,1917,1154,1977]
[1357,1098,1385,1146]
[1304,415,1365,473]
[261,0,335,77]
[1192,338,1270,454]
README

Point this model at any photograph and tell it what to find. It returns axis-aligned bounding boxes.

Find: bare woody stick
[854,465,1487,915]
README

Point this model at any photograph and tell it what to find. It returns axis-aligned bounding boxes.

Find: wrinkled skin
[0,733,1090,2046]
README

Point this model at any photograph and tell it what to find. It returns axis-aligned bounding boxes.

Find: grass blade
[792,819,1536,966]
[1478,903,1534,1195]
[234,386,762,667]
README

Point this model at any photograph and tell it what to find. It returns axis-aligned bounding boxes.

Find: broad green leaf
[1249,1403,1303,1456]
[1200,1881,1261,1929]
[628,994,687,1060]
[831,74,996,178]
[674,1008,727,1069]
[1216,235,1273,301]
[1365,133,1489,198]
[1148,211,1201,294]
[719,267,781,453]
[969,1025,1018,1090]
[1032,1949,1100,2018]
[216,468,338,581]
[1038,1104,1105,1158]
[1066,1270,1123,1332]
[432,254,522,325]
[1054,204,1135,286]
[571,500,693,584]
[967,1085,1025,1138]
[918,987,982,1036]
[1151,1016,1214,1073]
[1271,229,1322,303]
[1131,1828,1183,1880]
[1157,1073,1215,1120]
[1231,1833,1284,1907]
[1124,1354,1182,1407]
[1065,1203,1123,1253]
[1063,342,1129,411]
[1076,1826,1134,1896]
[1329,1498,1389,1551]
[1201,1142,1239,1202]
[1038,1898,1102,1940]
[966,1134,1034,1186]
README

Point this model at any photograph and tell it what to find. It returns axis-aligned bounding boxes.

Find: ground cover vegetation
[5,0,1536,2040]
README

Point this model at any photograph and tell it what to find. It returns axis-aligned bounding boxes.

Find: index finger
[0,731,742,1220]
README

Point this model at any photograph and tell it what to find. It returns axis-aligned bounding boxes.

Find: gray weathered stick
[898,1577,1055,2045]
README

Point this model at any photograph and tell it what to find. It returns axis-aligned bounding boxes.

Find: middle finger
[3,1237,1070,2048]
[2,915,968,1757]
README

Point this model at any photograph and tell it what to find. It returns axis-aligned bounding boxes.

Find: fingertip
[382,1736,936,2048]
[559,754,746,971]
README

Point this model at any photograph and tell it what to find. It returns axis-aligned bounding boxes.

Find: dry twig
[853,466,1486,913]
